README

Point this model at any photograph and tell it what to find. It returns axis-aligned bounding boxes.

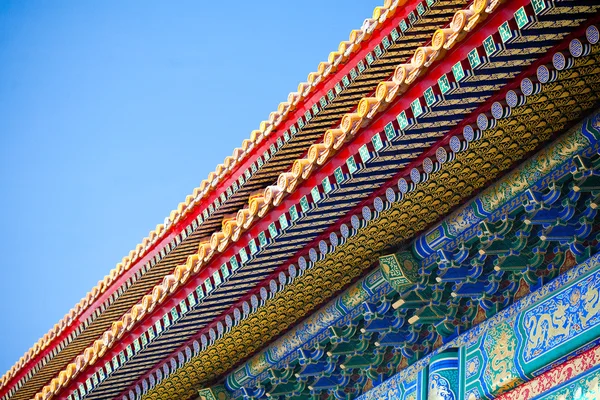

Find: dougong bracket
[379,251,420,292]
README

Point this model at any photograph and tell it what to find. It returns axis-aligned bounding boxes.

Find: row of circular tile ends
[28,0,498,398]
[0,1,407,392]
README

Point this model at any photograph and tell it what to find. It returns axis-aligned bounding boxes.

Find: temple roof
[224,110,600,398]
[2,0,428,398]
[5,0,600,399]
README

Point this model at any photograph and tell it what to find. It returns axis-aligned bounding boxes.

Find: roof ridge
[29,0,499,397]
[0,0,396,394]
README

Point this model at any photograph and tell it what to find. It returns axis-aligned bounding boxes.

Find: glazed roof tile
[118,8,600,399]
[27,0,510,398]
[1,0,410,396]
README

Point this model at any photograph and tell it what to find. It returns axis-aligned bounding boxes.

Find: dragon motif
[483,322,523,394]
[523,274,600,363]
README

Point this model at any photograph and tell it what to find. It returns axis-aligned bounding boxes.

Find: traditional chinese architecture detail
[428,350,459,400]
[495,345,600,400]
[5,1,600,400]
[224,110,600,399]
[361,250,600,399]
[379,252,420,290]
[197,386,230,400]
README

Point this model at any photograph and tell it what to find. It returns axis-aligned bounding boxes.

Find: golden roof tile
[23,0,505,396]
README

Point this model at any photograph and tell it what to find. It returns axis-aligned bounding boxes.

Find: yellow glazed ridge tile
[1,0,404,393]
[28,0,499,397]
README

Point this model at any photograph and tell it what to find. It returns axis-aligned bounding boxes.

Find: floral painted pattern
[496,345,600,400]
[429,373,455,400]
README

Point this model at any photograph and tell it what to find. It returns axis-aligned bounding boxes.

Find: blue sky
[0,0,381,376]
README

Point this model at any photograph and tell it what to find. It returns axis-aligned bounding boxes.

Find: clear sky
[0,0,381,376]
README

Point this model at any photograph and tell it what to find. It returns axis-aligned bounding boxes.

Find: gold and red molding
[29,0,545,397]
[1,0,425,398]
[495,344,600,399]
[136,7,600,400]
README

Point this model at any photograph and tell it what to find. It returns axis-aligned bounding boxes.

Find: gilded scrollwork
[483,321,524,394]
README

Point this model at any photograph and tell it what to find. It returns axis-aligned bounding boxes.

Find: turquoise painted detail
[518,269,600,371]
[228,111,600,396]
[429,374,455,399]
[361,251,600,399]
[413,110,600,260]
[429,350,459,399]
[225,269,390,390]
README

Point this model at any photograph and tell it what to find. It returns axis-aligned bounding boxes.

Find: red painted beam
[119,4,600,397]
[107,0,565,395]
[65,0,600,397]
[2,3,419,397]
[32,4,433,400]
[496,344,600,400]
